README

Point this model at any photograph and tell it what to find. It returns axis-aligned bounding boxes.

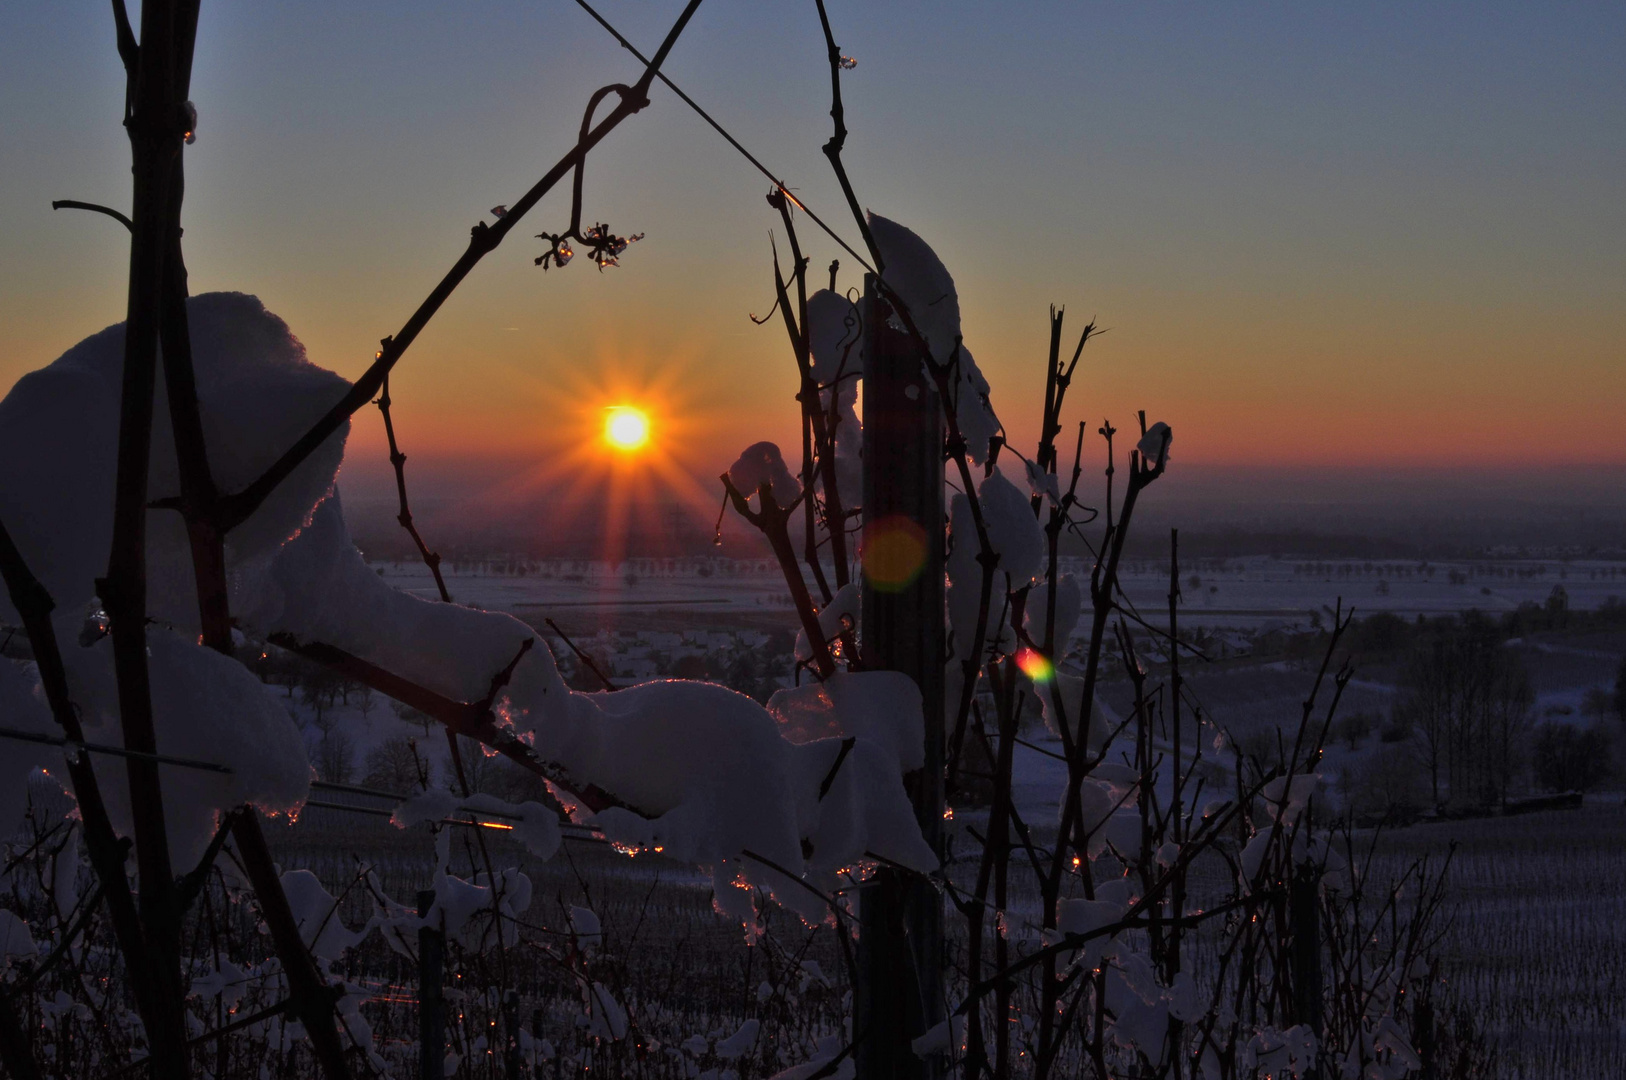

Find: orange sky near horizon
[1,1,1621,493]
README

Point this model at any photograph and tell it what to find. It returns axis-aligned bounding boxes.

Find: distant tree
[300,665,347,724]
[391,697,435,735]
[726,649,760,694]
[1343,611,1413,659]
[1340,745,1428,823]
[1615,655,1626,725]
[363,736,429,793]
[1546,584,1569,624]
[313,728,356,784]
[1333,710,1376,750]
[1532,722,1612,792]
[1580,686,1614,719]
[453,743,501,795]
[1399,633,1455,807]
[670,654,717,680]
[1483,660,1534,805]
[1398,615,1529,807]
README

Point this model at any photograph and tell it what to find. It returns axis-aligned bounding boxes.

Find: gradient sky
[2,1,1622,514]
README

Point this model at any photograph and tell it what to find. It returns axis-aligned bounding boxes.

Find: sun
[604,405,651,451]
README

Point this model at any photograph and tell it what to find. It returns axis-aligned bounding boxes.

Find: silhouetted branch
[545,617,615,691]
[572,0,873,272]
[377,373,451,602]
[50,199,133,231]
[0,519,155,1052]
[266,632,642,817]
[721,473,836,679]
[229,812,352,1079]
[812,0,883,273]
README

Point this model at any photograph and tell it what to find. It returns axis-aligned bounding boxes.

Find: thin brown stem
[377,374,451,602]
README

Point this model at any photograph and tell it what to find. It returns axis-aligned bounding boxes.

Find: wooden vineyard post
[419,889,446,1080]
[503,989,522,1080]
[857,276,946,1079]
[1290,861,1324,1079]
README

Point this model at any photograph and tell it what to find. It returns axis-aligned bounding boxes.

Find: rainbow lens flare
[1015,646,1054,683]
[861,515,929,592]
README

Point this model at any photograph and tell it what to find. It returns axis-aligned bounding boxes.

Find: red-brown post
[857,277,945,1079]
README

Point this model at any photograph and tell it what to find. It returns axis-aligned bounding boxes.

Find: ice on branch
[728,441,801,504]
[867,212,1000,463]
[794,580,859,664]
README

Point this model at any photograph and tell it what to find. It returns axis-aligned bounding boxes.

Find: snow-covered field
[373,553,1626,632]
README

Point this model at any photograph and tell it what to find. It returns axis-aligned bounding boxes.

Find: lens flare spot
[1015,646,1054,684]
[605,405,650,451]
[861,515,928,592]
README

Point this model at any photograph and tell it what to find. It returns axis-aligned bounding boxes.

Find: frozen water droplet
[838,55,857,70]
[490,205,509,219]
[182,101,198,145]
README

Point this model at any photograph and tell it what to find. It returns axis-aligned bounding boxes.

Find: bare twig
[544,617,615,690]
[377,373,451,602]
[50,199,133,231]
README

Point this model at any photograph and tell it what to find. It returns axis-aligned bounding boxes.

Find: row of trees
[1396,615,1535,808]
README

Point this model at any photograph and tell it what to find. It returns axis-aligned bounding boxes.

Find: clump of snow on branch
[280,869,370,963]
[807,289,863,385]
[946,469,1046,669]
[1137,420,1172,467]
[0,293,339,856]
[65,628,310,866]
[727,441,801,505]
[390,788,561,860]
[867,212,1000,463]
[806,289,865,472]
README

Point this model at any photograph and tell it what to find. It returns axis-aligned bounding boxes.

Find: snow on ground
[373,552,1626,636]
